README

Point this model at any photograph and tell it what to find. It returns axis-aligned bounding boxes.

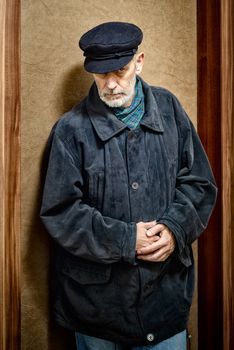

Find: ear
[135,52,144,74]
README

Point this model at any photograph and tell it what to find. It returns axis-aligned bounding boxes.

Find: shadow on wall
[23,66,93,350]
[55,64,93,117]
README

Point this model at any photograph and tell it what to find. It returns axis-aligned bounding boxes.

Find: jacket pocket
[62,258,111,285]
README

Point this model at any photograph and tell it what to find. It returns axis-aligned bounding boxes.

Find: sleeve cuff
[121,222,137,265]
[157,217,192,267]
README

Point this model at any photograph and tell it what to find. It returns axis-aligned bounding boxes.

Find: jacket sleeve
[158,95,218,263]
[40,126,136,265]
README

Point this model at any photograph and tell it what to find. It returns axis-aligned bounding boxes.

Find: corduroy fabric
[40,77,217,346]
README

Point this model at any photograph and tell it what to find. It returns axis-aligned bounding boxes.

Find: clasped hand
[136,221,176,262]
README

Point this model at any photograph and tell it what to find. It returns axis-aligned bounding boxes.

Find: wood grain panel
[0,0,21,349]
[221,0,234,349]
[197,1,223,349]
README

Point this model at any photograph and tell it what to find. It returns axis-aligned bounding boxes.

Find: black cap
[79,22,143,73]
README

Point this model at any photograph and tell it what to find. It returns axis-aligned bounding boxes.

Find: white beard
[97,75,136,108]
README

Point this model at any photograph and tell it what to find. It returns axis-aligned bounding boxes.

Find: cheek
[120,78,133,90]
[124,72,136,88]
[95,81,105,92]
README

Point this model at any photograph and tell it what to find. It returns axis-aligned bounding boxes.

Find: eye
[117,66,126,74]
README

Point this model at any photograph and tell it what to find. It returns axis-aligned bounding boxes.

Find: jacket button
[131,182,139,190]
[147,333,155,342]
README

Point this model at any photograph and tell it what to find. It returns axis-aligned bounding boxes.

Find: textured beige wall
[21,1,197,349]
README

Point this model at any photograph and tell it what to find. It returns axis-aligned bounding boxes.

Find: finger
[138,234,160,248]
[142,220,157,229]
[137,240,165,255]
[137,236,175,256]
[146,224,166,237]
[138,244,172,260]
[137,251,169,262]
[150,229,175,250]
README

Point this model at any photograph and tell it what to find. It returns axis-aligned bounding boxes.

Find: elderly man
[40,22,217,350]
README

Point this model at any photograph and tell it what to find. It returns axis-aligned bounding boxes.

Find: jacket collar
[86,76,164,142]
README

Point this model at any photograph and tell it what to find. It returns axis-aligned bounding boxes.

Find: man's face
[93,53,144,108]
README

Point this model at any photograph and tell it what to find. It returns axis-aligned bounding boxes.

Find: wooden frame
[197,1,223,349]
[0,0,21,349]
[198,0,234,349]
[0,0,233,349]
[221,0,234,349]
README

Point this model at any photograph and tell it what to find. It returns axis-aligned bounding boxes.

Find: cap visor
[84,54,134,74]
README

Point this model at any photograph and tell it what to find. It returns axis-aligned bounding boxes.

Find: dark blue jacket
[40,77,217,345]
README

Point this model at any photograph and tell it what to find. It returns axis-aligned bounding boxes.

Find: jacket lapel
[86,77,164,142]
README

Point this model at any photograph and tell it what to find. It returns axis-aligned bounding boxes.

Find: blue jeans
[75,330,186,350]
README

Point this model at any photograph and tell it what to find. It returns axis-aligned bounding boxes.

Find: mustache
[102,90,127,97]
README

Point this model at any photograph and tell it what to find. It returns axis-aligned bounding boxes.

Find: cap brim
[84,54,134,74]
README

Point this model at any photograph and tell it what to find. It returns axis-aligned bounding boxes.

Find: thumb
[143,220,157,229]
[146,224,165,237]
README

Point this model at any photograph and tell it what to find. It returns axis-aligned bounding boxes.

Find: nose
[105,75,118,90]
